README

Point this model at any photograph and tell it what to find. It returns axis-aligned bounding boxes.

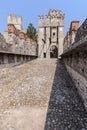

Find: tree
[26,23,37,42]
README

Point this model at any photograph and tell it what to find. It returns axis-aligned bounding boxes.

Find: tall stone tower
[8,14,22,31]
[38,9,64,58]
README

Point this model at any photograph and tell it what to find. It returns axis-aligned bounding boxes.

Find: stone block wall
[75,18,87,42]
[62,18,87,110]
[62,50,87,110]
[63,21,79,52]
[0,14,38,67]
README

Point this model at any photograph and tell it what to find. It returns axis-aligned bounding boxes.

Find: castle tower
[38,9,64,58]
[8,14,22,31]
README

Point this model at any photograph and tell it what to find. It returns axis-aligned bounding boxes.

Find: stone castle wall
[0,15,38,66]
[63,21,79,52]
[62,19,87,110]
[0,32,37,67]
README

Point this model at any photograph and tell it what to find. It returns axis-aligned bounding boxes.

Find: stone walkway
[0,59,56,130]
[44,60,87,130]
[0,59,87,130]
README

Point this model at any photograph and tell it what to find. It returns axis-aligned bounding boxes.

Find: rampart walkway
[0,59,87,130]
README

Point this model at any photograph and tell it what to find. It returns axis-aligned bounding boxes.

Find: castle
[0,9,87,120]
[2,10,79,59]
[38,9,64,58]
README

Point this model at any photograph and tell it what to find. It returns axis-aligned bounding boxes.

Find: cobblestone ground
[0,59,87,130]
[44,60,87,130]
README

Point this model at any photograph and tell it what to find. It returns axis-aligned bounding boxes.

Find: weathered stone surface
[75,19,87,42]
[45,60,87,130]
[62,18,87,113]
[0,34,37,56]
[62,48,87,110]
[0,59,56,130]
[0,59,87,130]
[65,65,87,110]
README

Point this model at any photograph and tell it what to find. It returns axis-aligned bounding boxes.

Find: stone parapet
[62,28,87,110]
[0,34,37,56]
[65,65,87,110]
[75,18,87,42]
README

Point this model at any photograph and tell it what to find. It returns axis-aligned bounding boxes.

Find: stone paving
[0,59,87,130]
[0,59,56,130]
[44,60,87,130]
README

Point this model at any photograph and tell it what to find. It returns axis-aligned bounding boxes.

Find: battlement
[38,16,44,19]
[38,16,44,26]
[48,9,64,19]
[69,21,79,33]
[8,14,22,30]
[38,9,64,26]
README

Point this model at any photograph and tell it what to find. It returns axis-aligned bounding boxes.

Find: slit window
[53,32,55,36]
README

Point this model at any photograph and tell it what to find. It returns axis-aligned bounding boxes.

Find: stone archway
[50,45,58,58]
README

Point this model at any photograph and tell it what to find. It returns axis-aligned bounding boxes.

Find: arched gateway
[50,45,58,58]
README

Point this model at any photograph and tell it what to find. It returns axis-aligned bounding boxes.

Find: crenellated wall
[0,15,38,67]
[0,33,37,67]
[62,19,87,110]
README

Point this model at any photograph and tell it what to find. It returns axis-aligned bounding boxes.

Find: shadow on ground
[44,59,87,130]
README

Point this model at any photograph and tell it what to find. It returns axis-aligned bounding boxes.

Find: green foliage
[26,23,37,42]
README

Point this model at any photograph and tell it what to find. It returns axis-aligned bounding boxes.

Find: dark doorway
[44,53,46,58]
[50,45,58,58]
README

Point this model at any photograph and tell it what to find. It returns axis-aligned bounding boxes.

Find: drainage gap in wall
[82,68,84,73]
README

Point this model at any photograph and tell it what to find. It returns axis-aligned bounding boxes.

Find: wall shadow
[44,59,87,130]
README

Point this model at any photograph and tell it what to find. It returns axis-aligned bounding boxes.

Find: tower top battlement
[48,9,64,19]
[8,14,22,31]
[38,9,64,27]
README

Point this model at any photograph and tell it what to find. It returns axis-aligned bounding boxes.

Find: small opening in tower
[53,32,55,36]
[44,53,46,58]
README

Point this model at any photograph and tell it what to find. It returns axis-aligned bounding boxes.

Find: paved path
[0,59,56,130]
[0,59,87,130]
[44,60,87,130]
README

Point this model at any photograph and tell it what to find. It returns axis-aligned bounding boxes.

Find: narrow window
[53,32,55,36]
[44,53,46,58]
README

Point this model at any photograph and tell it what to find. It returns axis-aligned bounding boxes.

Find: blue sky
[0,0,87,35]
